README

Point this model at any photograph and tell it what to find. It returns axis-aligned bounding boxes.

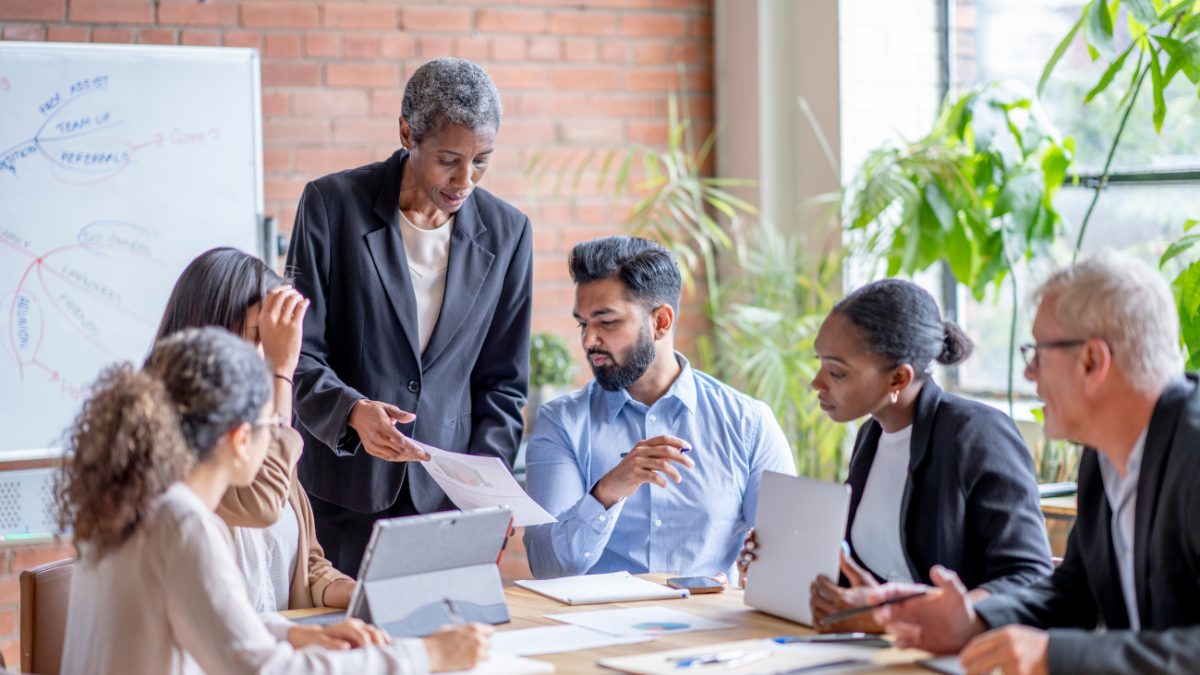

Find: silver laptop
[744,471,851,626]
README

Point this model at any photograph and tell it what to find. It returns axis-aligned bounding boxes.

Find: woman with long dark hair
[59,327,490,673]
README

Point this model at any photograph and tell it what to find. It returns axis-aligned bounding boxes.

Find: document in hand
[597,639,875,675]
[515,571,688,605]
[415,440,556,527]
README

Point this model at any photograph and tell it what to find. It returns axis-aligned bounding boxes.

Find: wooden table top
[1040,495,1078,518]
[285,574,936,673]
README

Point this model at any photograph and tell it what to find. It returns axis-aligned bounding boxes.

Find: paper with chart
[515,571,688,605]
[492,625,651,656]
[416,440,555,527]
[546,606,734,636]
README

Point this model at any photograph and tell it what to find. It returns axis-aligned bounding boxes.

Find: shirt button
[407,380,420,393]
[649,414,657,421]
[654,519,663,527]
[597,515,607,523]
[583,551,591,558]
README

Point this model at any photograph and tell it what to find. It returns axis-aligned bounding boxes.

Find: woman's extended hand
[810,549,884,633]
[348,400,431,462]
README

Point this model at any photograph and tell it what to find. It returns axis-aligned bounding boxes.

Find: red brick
[456,36,489,61]
[619,13,687,37]
[0,608,15,638]
[241,1,318,29]
[635,40,709,65]
[497,120,557,144]
[2,23,44,41]
[548,11,616,36]
[599,40,630,63]
[521,92,589,117]
[262,91,289,117]
[305,32,340,57]
[92,27,135,43]
[265,119,328,145]
[562,38,597,62]
[627,121,670,145]
[157,1,238,26]
[551,67,617,91]
[266,33,302,58]
[532,226,558,252]
[181,29,221,46]
[295,148,373,174]
[48,25,90,42]
[264,148,291,174]
[326,62,398,88]
[559,118,623,143]
[378,33,414,59]
[9,542,74,573]
[0,640,17,668]
[0,0,63,21]
[592,95,662,117]
[575,202,611,224]
[622,67,687,92]
[0,576,20,606]
[292,90,369,117]
[370,90,404,117]
[70,0,154,24]
[534,256,573,282]
[322,3,395,30]
[487,64,548,90]
[139,28,177,45]
[690,15,712,38]
[265,177,309,203]
[278,206,299,231]
[477,8,546,34]
[418,35,453,59]
[224,31,262,49]
[343,34,378,59]
[332,118,395,144]
[261,61,320,87]
[399,6,472,32]
[527,36,560,61]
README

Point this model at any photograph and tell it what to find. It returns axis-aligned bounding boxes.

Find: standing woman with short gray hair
[287,58,532,575]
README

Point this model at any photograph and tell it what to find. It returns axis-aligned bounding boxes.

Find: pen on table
[815,589,931,627]
[670,649,768,668]
[620,447,691,458]
[442,597,466,627]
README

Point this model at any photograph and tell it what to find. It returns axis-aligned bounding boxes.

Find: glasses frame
[252,414,288,431]
[1019,339,1088,370]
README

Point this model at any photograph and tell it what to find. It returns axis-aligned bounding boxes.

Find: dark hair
[568,236,682,312]
[58,327,270,561]
[154,247,286,342]
[832,278,974,375]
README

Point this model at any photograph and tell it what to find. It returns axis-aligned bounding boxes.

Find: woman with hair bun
[740,279,1052,633]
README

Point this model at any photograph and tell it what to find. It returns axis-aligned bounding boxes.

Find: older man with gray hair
[867,251,1200,674]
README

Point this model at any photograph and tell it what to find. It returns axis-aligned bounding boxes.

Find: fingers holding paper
[348,399,430,462]
[590,435,695,508]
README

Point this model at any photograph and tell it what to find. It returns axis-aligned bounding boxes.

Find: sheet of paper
[917,655,965,675]
[441,650,555,674]
[597,639,877,675]
[492,625,652,656]
[546,605,734,636]
[416,440,555,527]
[515,571,689,605]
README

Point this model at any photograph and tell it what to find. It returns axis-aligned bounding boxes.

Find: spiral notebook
[515,572,689,605]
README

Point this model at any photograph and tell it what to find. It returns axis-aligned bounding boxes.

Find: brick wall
[0,0,713,664]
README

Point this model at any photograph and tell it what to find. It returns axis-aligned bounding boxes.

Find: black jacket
[844,379,1052,594]
[977,375,1200,674]
[287,149,532,514]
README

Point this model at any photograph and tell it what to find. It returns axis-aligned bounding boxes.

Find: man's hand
[590,435,694,508]
[960,625,1049,675]
[348,400,430,462]
[811,551,883,633]
[736,528,757,589]
[287,617,390,651]
[258,286,309,378]
[869,565,986,655]
[424,623,494,672]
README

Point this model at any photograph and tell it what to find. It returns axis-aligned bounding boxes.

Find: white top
[399,211,453,355]
[850,424,914,582]
[231,500,301,612]
[1098,427,1147,631]
[61,483,431,675]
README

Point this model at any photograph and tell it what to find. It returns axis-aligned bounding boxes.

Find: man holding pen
[523,236,796,580]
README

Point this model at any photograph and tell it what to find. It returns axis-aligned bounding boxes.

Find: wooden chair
[19,558,74,675]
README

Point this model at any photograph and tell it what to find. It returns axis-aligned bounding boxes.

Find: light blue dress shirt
[523,354,796,579]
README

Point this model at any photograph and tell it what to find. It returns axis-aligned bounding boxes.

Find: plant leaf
[1084,0,1116,59]
[1155,35,1200,84]
[1161,233,1200,267]
[1125,0,1159,24]
[1084,43,1133,102]
[1040,12,1086,93]
[1149,45,1168,132]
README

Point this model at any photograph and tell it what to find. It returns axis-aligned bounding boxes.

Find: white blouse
[399,211,453,355]
[61,483,430,675]
[850,424,915,583]
[231,500,300,612]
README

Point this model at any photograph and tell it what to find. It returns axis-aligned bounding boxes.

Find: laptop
[293,506,514,636]
[743,471,851,626]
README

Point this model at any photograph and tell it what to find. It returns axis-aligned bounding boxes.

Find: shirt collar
[1098,426,1148,499]
[599,351,697,422]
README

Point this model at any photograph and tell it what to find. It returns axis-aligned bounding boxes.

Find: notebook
[515,571,688,605]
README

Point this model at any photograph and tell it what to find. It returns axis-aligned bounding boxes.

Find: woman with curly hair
[59,327,490,674]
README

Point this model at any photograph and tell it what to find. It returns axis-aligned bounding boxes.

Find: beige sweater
[216,426,351,609]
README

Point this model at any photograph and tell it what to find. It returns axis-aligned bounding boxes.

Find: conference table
[283,574,936,673]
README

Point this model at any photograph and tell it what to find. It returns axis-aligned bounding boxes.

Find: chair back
[20,558,74,675]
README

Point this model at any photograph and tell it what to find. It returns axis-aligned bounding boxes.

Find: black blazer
[976,375,1200,674]
[844,379,1052,594]
[287,149,532,514]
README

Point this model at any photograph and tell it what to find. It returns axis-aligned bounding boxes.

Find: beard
[589,324,657,392]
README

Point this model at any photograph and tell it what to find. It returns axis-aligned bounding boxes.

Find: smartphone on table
[665,576,726,594]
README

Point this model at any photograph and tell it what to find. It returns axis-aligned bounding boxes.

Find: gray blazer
[976,375,1200,674]
[287,149,532,514]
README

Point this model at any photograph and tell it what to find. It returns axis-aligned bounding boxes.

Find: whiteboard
[0,42,263,459]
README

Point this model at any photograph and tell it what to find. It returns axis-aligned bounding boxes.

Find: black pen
[815,589,930,627]
[620,447,691,458]
[443,597,466,627]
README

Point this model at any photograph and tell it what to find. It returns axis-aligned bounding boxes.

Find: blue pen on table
[621,447,691,458]
[671,649,769,669]
[442,597,466,627]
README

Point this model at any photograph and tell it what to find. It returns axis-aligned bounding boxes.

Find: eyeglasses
[1019,340,1087,370]
[252,415,288,430]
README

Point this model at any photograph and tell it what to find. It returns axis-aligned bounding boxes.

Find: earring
[890,390,899,404]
